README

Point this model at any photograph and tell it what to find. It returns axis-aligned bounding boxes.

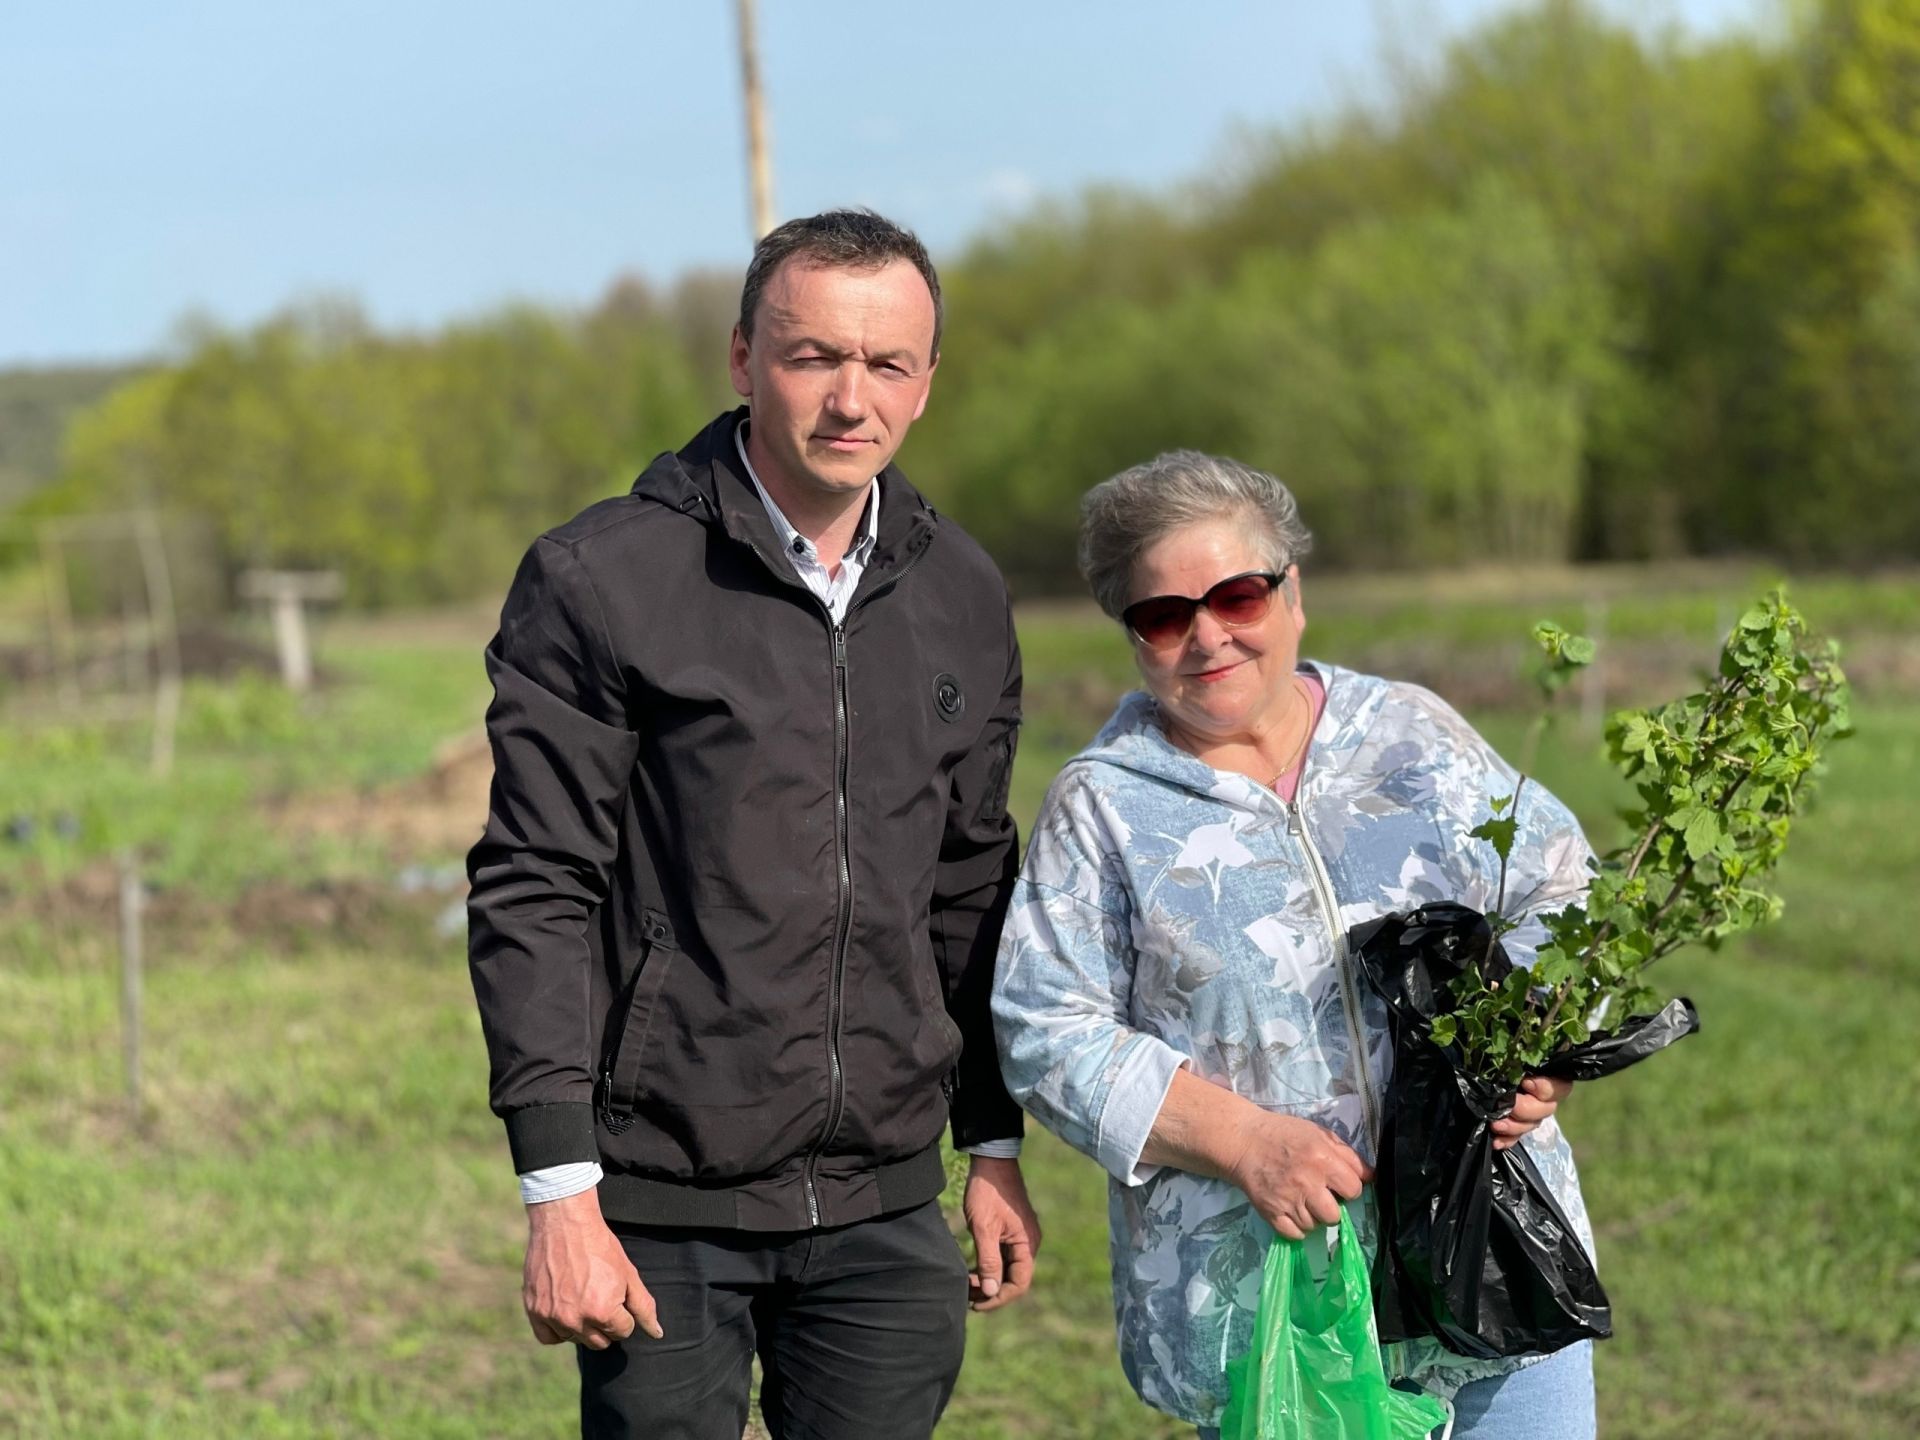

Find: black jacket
[467,409,1024,1230]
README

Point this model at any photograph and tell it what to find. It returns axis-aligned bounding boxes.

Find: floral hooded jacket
[990,662,1599,1426]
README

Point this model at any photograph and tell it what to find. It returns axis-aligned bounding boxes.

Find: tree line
[21,0,1920,606]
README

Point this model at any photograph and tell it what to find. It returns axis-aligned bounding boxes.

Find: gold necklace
[1265,676,1314,788]
[1162,674,1315,784]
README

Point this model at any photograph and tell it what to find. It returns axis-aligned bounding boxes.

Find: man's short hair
[738,208,944,360]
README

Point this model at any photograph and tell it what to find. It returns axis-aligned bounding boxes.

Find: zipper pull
[833,624,848,668]
[599,1061,635,1135]
[1287,801,1304,836]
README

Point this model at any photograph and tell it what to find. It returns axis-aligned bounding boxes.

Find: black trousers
[578,1200,969,1440]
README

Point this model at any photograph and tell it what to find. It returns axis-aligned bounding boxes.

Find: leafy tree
[1678,0,1920,561]
[19,0,1920,601]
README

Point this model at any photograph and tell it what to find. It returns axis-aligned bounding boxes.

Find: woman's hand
[1225,1111,1372,1241]
[1491,1075,1573,1150]
[1138,1069,1371,1238]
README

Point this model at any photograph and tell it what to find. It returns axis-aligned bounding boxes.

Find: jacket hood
[629,407,938,582]
[1074,660,1377,804]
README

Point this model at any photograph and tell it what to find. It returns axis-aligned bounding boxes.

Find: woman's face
[1126,516,1305,749]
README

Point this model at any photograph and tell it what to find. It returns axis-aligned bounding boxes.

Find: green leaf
[1684,808,1722,863]
[1534,952,1581,988]
[1489,792,1513,816]
[1469,814,1519,863]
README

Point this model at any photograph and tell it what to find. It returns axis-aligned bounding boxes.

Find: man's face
[729,257,939,503]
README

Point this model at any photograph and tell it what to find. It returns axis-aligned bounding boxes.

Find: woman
[991,452,1598,1439]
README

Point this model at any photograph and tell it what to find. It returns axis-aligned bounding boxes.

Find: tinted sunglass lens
[1208,576,1275,624]
[1127,597,1195,646]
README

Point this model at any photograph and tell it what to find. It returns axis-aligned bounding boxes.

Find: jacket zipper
[799,533,942,1222]
[597,965,648,1136]
[802,617,854,1228]
[745,531,933,1228]
[1286,794,1381,1153]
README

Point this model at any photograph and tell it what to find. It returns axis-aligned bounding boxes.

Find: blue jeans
[1195,1341,1595,1440]
[1448,1342,1595,1439]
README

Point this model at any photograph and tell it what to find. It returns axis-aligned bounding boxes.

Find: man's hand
[962,1155,1042,1313]
[1224,1111,1372,1241]
[1492,1075,1573,1151]
[522,1188,662,1349]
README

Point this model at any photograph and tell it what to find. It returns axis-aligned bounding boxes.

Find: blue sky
[2,0,1759,367]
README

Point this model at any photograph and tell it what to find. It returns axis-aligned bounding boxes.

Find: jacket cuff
[503,1101,600,1171]
[949,1100,1024,1152]
[1095,1037,1188,1187]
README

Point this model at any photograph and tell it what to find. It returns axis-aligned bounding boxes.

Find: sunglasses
[1122,569,1287,648]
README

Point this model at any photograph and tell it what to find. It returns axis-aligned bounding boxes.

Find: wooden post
[736,0,776,241]
[134,509,184,779]
[118,852,144,1118]
[239,570,344,692]
[38,529,79,708]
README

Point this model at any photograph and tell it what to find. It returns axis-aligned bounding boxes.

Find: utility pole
[735,0,776,241]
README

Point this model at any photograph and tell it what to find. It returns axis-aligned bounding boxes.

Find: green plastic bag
[1219,1208,1450,1440]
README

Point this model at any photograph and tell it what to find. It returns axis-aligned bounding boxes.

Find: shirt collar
[735,422,879,567]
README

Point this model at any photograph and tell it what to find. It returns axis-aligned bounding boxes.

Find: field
[1,570,1917,1438]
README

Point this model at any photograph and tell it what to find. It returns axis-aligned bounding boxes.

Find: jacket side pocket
[598,908,679,1134]
[984,721,1018,822]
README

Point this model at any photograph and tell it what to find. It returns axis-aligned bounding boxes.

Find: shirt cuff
[962,1138,1023,1160]
[518,1160,603,1206]
[1097,1038,1190,1187]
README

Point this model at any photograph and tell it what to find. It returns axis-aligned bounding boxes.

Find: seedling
[1430,593,1852,1082]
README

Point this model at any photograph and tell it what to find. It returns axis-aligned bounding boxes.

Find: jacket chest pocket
[599,908,679,1133]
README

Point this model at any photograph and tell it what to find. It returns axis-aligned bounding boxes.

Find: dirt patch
[0,864,446,963]
[279,728,493,862]
[1855,1344,1920,1400]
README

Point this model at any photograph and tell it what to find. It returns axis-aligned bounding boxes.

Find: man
[467,209,1041,1440]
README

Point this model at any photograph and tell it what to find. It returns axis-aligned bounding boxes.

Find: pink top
[1271,669,1326,805]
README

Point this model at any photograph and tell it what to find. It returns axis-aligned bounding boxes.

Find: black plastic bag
[1349,901,1699,1360]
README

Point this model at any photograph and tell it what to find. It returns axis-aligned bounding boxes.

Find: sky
[2,0,1761,369]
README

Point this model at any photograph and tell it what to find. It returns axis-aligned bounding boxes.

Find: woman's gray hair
[1077,450,1314,620]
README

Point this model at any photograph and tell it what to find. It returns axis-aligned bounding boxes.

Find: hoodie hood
[1073,660,1384,807]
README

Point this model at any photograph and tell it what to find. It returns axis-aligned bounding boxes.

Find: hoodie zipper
[1285,791,1382,1154]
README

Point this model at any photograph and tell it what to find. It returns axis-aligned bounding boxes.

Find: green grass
[1478,709,1920,1439]
[0,931,569,1438]
[0,634,486,892]
[2,587,1917,1437]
